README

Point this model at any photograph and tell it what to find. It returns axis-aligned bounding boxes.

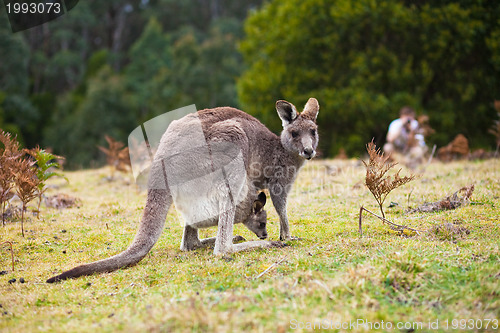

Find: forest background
[0,0,499,168]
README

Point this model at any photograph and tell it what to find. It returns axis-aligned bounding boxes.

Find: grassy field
[1,158,499,332]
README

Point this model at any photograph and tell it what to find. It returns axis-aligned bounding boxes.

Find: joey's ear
[253,192,266,213]
[257,191,266,206]
[276,100,298,127]
[301,97,319,121]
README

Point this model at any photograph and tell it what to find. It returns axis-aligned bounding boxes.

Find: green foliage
[1,1,263,167]
[29,148,66,186]
[26,147,68,218]
[0,20,37,146]
[8,0,499,164]
[238,0,500,157]
[124,17,171,121]
[44,66,135,168]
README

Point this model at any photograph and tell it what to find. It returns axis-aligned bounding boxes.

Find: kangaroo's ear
[301,98,319,121]
[276,100,298,127]
[253,192,266,213]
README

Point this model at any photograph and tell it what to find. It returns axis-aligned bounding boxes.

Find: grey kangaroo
[47,98,319,283]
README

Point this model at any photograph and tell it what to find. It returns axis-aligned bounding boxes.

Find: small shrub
[26,147,68,218]
[1,129,67,233]
[362,140,416,218]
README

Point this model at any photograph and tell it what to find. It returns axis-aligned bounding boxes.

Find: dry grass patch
[1,159,499,332]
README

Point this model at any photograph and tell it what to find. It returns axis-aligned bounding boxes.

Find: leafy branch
[26,147,68,218]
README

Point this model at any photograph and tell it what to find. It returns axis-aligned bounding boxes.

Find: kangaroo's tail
[47,188,171,283]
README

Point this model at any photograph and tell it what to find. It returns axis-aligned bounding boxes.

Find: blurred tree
[2,0,262,166]
[124,17,170,121]
[143,18,245,113]
[238,0,500,156]
[199,18,244,108]
[140,0,263,32]
[0,18,38,145]
[44,66,135,168]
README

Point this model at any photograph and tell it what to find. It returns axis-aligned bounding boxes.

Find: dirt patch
[44,193,81,209]
[428,222,470,241]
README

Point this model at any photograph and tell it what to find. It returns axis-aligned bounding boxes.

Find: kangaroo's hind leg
[212,197,283,254]
[180,225,202,251]
[213,198,236,255]
[181,224,245,251]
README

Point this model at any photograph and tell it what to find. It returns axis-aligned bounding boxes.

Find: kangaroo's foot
[223,240,286,254]
[180,240,203,251]
[233,235,246,243]
[268,240,287,248]
[200,235,246,248]
[280,235,302,241]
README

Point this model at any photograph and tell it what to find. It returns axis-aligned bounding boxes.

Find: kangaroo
[47,98,319,282]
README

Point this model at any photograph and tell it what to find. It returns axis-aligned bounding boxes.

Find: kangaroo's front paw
[233,235,246,243]
[280,234,290,241]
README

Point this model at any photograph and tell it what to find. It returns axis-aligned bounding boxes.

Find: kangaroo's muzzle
[302,148,315,160]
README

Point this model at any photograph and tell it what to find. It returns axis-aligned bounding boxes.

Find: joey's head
[276,98,319,160]
[243,192,268,239]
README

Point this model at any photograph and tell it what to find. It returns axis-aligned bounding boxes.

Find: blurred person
[384,106,427,168]
[384,106,425,154]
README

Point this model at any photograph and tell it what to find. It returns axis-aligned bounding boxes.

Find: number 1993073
[444,318,498,330]
[6,2,61,14]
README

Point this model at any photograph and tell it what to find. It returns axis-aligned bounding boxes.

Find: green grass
[1,159,499,332]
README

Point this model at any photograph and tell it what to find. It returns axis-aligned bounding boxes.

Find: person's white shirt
[387,118,422,150]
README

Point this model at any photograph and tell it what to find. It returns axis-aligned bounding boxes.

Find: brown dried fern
[0,130,22,226]
[362,140,416,218]
[98,135,131,178]
[12,158,41,237]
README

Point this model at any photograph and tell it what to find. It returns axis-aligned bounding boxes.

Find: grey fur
[46,98,319,283]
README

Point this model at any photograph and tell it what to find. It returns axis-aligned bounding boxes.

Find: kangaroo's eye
[310,129,316,136]
[291,131,299,138]
[259,222,266,228]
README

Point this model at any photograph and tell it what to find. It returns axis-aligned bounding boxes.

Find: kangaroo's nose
[260,233,268,240]
[303,148,314,159]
